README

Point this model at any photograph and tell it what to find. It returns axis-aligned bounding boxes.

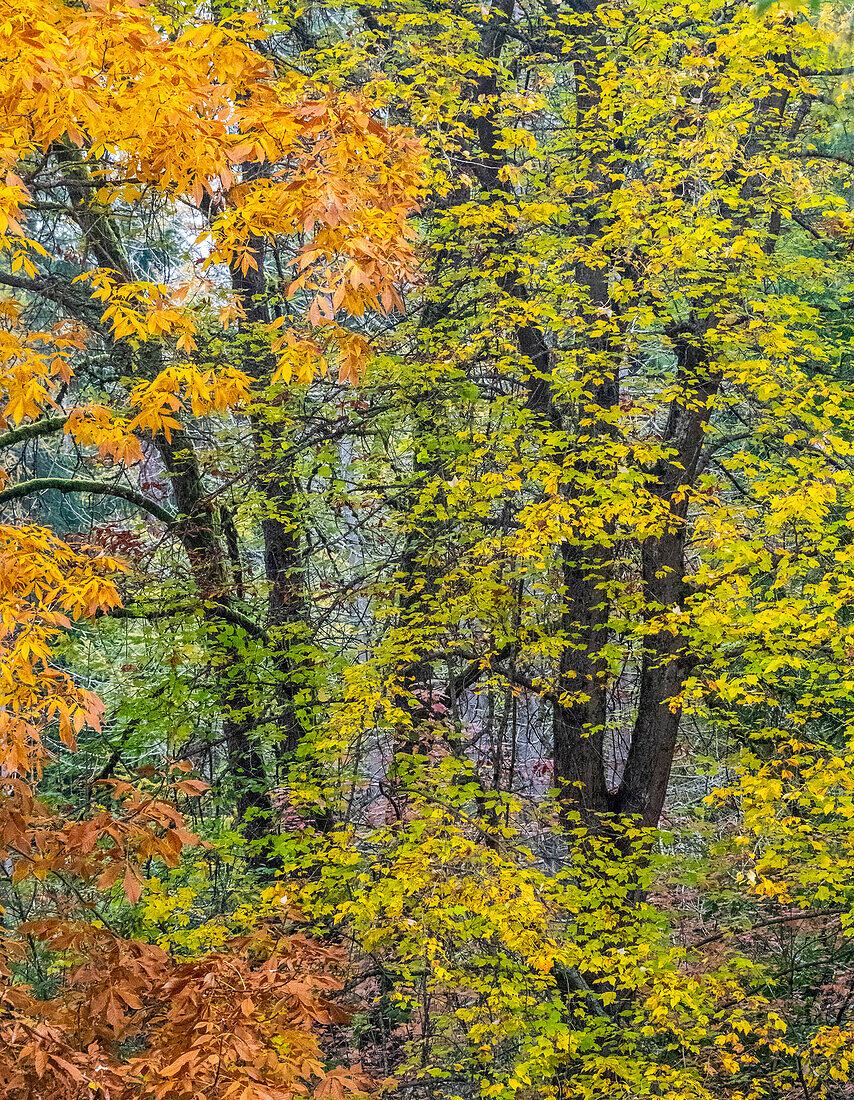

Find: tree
[0,0,419,1093]
[0,0,420,835]
[263,0,854,1096]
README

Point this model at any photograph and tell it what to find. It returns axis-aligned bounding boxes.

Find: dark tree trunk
[51,147,274,839]
[155,424,273,841]
[217,177,312,763]
[615,330,721,826]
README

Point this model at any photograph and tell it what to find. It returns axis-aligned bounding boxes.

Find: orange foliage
[0,0,421,448]
[0,921,359,1099]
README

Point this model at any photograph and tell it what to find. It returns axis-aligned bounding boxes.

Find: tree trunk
[615,330,720,826]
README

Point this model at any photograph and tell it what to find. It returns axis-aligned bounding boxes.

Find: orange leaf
[122,865,143,905]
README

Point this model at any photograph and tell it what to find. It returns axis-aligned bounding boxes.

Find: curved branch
[0,477,176,525]
[0,272,105,327]
[0,416,68,450]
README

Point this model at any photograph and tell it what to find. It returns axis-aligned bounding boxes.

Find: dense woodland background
[4,0,854,1096]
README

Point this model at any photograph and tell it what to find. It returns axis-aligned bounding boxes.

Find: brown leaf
[122,865,143,905]
[97,862,123,891]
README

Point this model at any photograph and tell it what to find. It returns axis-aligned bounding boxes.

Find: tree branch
[448,641,520,699]
[789,150,854,166]
[799,66,854,77]
[690,908,840,950]
[493,664,559,705]
[105,601,270,643]
[0,477,177,526]
[0,272,105,325]
[0,416,68,450]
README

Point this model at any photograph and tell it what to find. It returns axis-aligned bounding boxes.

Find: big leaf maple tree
[0,0,420,1094]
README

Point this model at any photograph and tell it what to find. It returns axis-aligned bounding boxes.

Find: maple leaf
[314,1064,374,1100]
